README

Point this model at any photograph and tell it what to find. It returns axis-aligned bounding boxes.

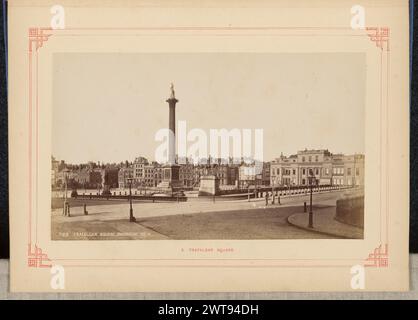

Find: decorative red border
[366,27,390,51]
[26,26,391,269]
[28,27,53,52]
[364,244,389,267]
[27,243,51,268]
[27,27,53,268]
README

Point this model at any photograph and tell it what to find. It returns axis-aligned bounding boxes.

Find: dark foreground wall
[335,195,364,228]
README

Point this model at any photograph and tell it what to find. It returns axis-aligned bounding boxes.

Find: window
[309,156,312,162]
[347,168,351,175]
[315,168,319,175]
[356,168,360,176]
[292,169,296,175]
[277,168,280,175]
[302,169,306,175]
[302,179,306,185]
[315,155,318,162]
[302,156,305,162]
[325,168,329,175]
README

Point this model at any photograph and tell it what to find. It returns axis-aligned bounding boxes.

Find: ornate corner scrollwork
[366,27,390,51]
[28,28,53,52]
[28,243,51,268]
[364,244,388,267]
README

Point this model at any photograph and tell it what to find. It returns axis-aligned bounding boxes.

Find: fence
[74,193,187,202]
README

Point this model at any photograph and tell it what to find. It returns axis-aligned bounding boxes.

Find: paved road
[137,205,337,239]
[52,189,349,220]
[52,190,353,240]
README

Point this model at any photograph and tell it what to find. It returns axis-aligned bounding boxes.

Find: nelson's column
[157,83,183,193]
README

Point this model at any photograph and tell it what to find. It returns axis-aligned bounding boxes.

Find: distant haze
[52,52,365,163]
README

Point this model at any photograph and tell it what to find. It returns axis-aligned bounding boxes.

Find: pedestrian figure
[265,192,269,206]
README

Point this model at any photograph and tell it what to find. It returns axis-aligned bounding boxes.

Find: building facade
[133,156,149,186]
[270,149,365,187]
[118,166,134,189]
[238,162,270,188]
[51,156,59,187]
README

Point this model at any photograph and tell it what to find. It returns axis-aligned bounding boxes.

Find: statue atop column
[157,82,183,194]
[169,82,176,99]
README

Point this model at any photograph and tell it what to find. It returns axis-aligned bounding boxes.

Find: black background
[0,1,8,259]
[409,0,417,252]
[0,2,417,258]
[0,300,413,318]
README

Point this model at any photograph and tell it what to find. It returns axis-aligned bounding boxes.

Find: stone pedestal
[101,184,111,196]
[199,175,220,196]
[157,164,183,193]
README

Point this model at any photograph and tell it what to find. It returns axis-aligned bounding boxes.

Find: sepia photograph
[51,52,365,240]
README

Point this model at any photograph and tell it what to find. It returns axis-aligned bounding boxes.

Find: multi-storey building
[238,162,270,188]
[261,162,271,186]
[270,149,365,187]
[331,154,365,186]
[179,163,195,187]
[143,164,155,187]
[133,156,149,186]
[51,156,59,187]
[153,164,164,187]
[118,165,134,188]
[133,157,165,187]
[238,164,255,188]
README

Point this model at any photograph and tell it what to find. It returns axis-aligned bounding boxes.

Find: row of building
[52,149,365,190]
[117,156,242,189]
[269,149,365,187]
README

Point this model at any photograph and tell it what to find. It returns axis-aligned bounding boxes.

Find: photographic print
[51,52,366,241]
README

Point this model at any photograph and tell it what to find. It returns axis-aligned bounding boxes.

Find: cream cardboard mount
[8,0,409,292]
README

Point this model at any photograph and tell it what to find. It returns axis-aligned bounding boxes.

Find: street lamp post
[63,169,69,216]
[308,169,315,228]
[127,177,136,222]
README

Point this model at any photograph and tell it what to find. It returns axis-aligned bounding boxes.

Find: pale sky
[52,52,365,163]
